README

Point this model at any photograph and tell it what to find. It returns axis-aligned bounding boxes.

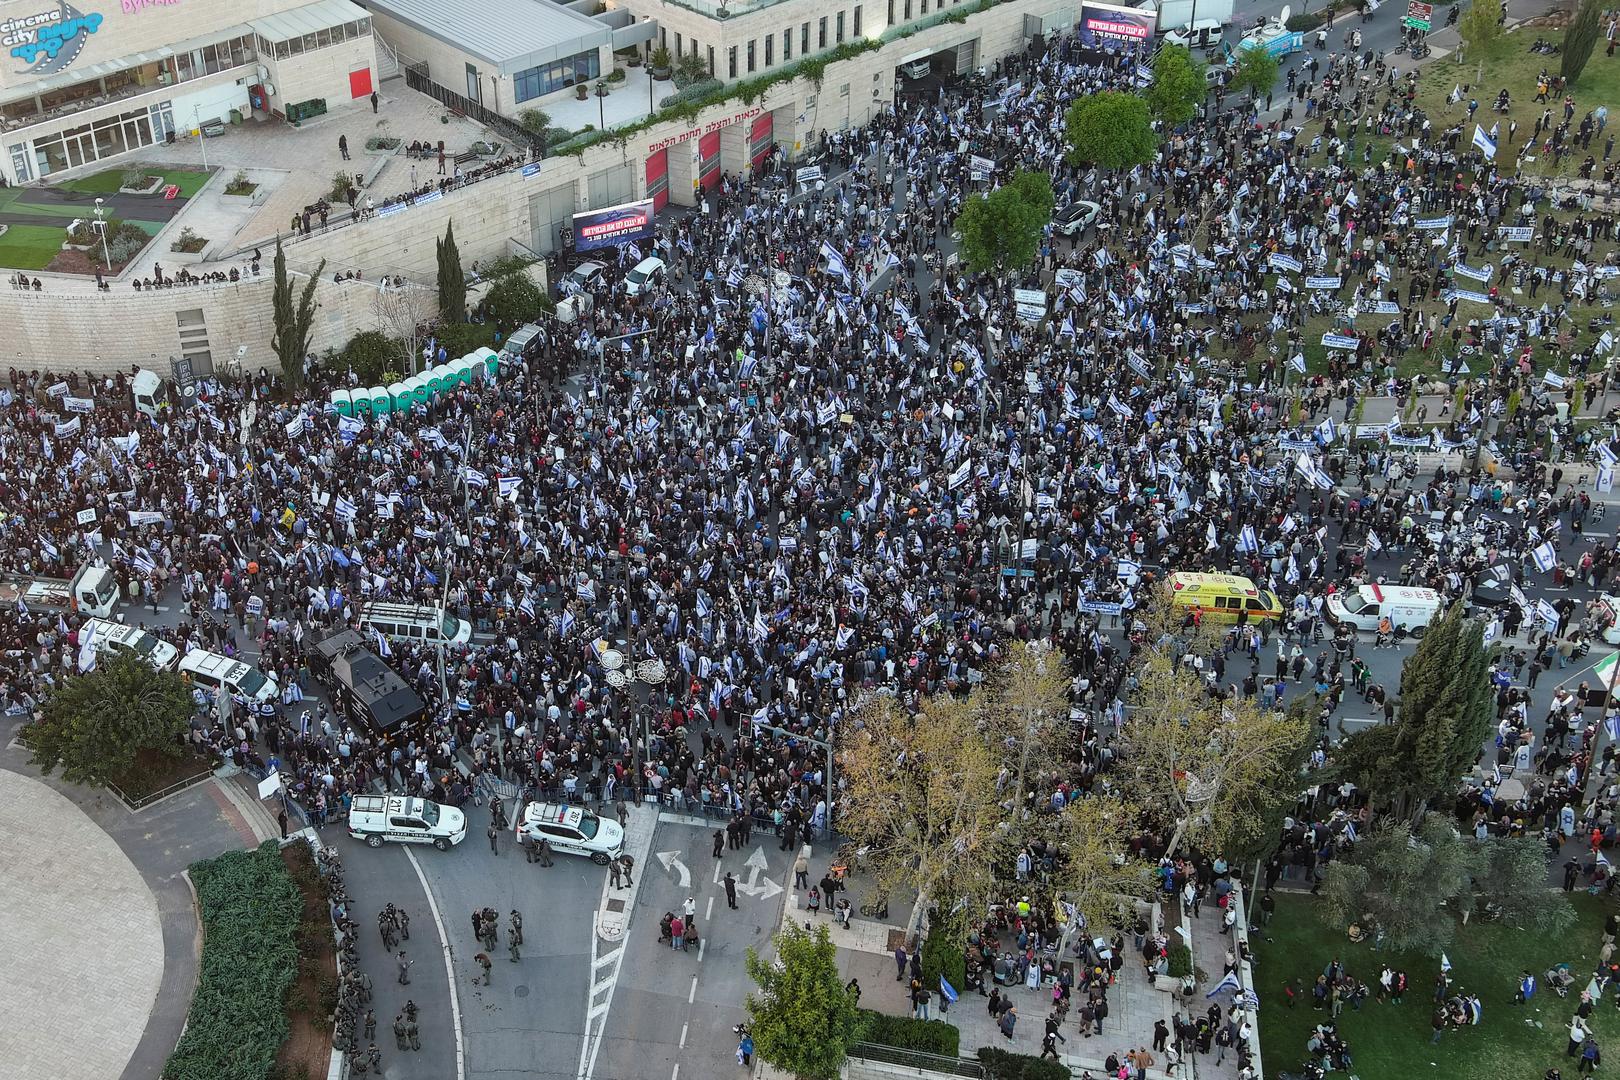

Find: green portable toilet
[389,381,411,411]
[433,364,457,393]
[403,374,429,405]
[425,365,448,396]
[455,355,480,385]
[351,389,371,418]
[475,346,499,378]
[369,385,392,415]
[328,388,354,417]
[443,357,471,388]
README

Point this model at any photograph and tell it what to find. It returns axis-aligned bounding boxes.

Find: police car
[516,802,625,864]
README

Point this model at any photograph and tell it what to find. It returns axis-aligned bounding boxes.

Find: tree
[1471,834,1576,933]
[1146,44,1205,126]
[982,640,1071,814]
[837,689,1008,935]
[1332,604,1492,823]
[270,239,324,390]
[953,169,1055,275]
[1229,693,1318,865]
[1318,818,1482,956]
[24,651,194,787]
[1563,0,1602,83]
[341,329,405,384]
[1458,0,1505,62]
[481,270,549,330]
[1227,47,1279,103]
[1116,630,1311,856]
[745,922,859,1080]
[1064,92,1157,170]
[437,222,466,324]
[372,282,436,375]
[1046,795,1156,936]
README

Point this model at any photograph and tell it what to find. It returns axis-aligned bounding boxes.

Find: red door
[645,149,669,212]
[749,113,773,170]
[348,66,373,99]
[698,130,721,192]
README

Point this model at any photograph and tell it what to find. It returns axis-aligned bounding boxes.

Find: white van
[1325,584,1445,636]
[178,648,279,704]
[348,794,468,851]
[81,617,179,671]
[516,802,625,864]
[358,602,473,647]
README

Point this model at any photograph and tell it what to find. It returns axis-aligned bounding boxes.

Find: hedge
[856,1009,961,1056]
[163,842,303,1080]
[977,1047,1072,1080]
[920,916,967,995]
[1167,942,1194,978]
[1285,10,1329,29]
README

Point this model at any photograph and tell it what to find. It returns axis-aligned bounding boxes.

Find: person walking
[510,909,524,946]
[406,1018,420,1051]
[488,823,499,854]
[713,829,725,858]
[619,853,634,884]
[508,931,522,962]
[397,908,409,941]
[724,871,738,909]
[999,1004,1018,1041]
[846,978,862,1006]
[538,838,555,866]
[397,951,412,985]
[370,90,379,113]
[338,135,350,160]
[475,952,493,985]
[895,944,909,982]
[363,1009,376,1043]
[794,852,810,889]
[277,807,289,839]
[393,1014,408,1051]
[737,1031,754,1066]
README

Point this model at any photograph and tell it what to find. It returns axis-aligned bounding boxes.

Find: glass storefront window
[512,49,601,102]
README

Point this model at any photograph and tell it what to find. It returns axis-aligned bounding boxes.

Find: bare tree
[372,281,438,375]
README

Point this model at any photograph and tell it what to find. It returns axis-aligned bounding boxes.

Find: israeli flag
[1315,416,1337,445]
[337,415,364,443]
[518,595,536,620]
[334,496,358,522]
[558,608,576,637]
[696,592,712,619]
[464,467,488,488]
[947,459,972,490]
[1599,441,1618,466]
[751,606,769,643]
[497,475,522,500]
[1238,525,1259,554]
[1472,124,1497,160]
[1117,559,1141,581]
[372,627,392,659]
[1531,542,1558,573]
[1366,531,1383,553]
[77,620,99,672]
[577,578,596,602]
[1204,971,1242,998]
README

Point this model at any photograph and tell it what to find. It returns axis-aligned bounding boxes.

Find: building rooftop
[356,0,615,74]
[250,0,373,45]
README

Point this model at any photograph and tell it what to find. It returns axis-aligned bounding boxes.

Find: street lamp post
[92,197,110,269]
[603,650,668,798]
[192,105,209,171]
[595,80,610,131]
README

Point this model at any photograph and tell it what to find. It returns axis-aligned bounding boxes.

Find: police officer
[393,1014,409,1051]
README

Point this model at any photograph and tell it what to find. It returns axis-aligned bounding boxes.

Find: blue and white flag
[1314,416,1337,445]
[751,606,769,643]
[497,475,522,500]
[464,467,488,488]
[1472,124,1497,160]
[1238,525,1259,554]
[1531,542,1558,573]
[1204,971,1242,998]
[372,627,392,659]
[819,241,848,281]
[1366,531,1383,553]
[76,619,99,672]
[334,495,358,522]
[577,578,596,603]
[939,976,959,1004]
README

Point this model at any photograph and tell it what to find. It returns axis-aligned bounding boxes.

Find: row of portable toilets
[327,347,501,418]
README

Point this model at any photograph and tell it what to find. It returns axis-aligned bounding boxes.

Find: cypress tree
[1563,0,1601,84]
[437,222,466,325]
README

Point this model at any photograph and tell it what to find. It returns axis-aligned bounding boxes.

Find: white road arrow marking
[656,849,691,888]
[734,845,785,900]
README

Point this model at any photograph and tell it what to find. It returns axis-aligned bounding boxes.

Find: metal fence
[847,1043,984,1078]
[107,765,214,810]
[402,64,538,154]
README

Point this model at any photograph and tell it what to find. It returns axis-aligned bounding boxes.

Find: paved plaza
[0,769,164,1080]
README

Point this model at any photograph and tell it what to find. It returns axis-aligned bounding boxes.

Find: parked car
[624,255,667,296]
[563,260,607,294]
[516,802,624,864]
[348,795,467,851]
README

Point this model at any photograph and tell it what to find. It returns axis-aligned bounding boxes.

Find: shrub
[919,915,967,994]
[659,78,723,109]
[170,227,207,254]
[364,135,400,150]
[434,320,499,358]
[328,170,354,204]
[518,108,551,135]
[855,1009,960,1056]
[162,843,302,1080]
[1285,9,1327,28]
[673,51,711,87]
[1167,942,1193,977]
[224,170,256,195]
[977,1047,1072,1080]
[120,168,150,189]
[607,67,627,83]
[650,45,672,70]
[89,218,153,267]
[341,329,404,384]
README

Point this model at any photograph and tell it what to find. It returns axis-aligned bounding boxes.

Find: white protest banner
[128,510,165,526]
[1306,276,1343,290]
[1268,254,1304,274]
[76,508,97,525]
[1013,288,1047,322]
[970,155,994,180]
[62,396,95,414]
[1497,226,1533,242]
[257,771,283,799]
[46,381,69,398]
[1416,215,1453,230]
[1543,369,1567,389]
[1080,600,1123,616]
[795,165,823,185]
[54,416,80,438]
[1452,262,1492,283]
[1372,301,1402,315]
[1445,289,1493,305]
[1321,333,1361,351]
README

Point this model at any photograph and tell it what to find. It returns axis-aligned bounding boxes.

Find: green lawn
[0,223,70,270]
[56,167,212,197]
[1252,891,1619,1079]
